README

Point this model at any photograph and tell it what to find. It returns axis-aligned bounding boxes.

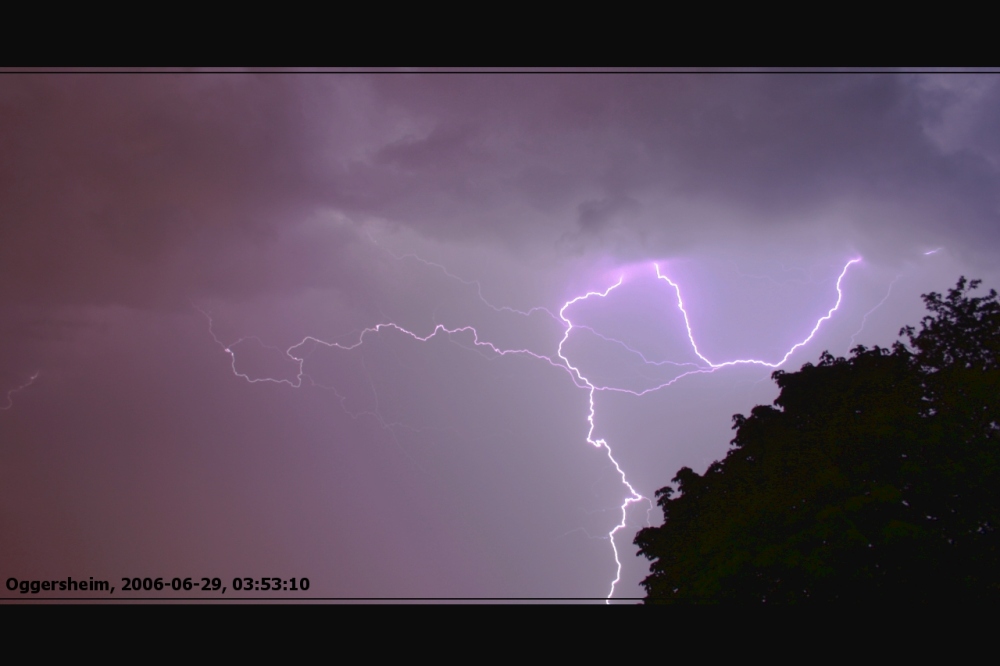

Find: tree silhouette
[634,277,1000,602]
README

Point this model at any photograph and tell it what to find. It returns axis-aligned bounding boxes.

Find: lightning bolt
[1,372,40,412]
[567,258,860,600]
[654,258,862,371]
[201,309,582,391]
[849,274,902,349]
[553,277,654,601]
[202,255,863,602]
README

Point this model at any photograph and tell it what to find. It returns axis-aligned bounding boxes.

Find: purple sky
[2,71,998,601]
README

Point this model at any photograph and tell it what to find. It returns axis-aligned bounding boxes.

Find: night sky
[2,70,998,601]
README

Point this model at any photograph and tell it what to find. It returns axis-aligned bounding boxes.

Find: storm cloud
[1,71,997,600]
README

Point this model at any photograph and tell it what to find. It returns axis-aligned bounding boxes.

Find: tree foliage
[634,277,1000,602]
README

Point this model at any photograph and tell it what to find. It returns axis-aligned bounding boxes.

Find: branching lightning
[654,258,861,371]
[202,253,864,602]
[552,276,654,599]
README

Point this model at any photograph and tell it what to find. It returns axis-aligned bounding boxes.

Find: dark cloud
[0,74,345,308]
[3,73,998,309]
[576,195,640,235]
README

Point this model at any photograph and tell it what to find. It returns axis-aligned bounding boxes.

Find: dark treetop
[635,277,1000,603]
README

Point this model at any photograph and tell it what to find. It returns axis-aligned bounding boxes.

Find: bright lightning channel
[555,276,652,601]
[204,257,863,602]
[654,258,861,371]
